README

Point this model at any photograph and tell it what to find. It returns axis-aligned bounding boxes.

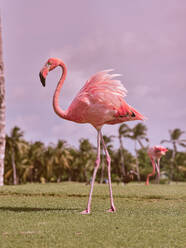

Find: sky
[1,0,186,153]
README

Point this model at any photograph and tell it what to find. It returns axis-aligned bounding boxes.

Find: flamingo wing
[79,69,127,99]
[66,70,144,127]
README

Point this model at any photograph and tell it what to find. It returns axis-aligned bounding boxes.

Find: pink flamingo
[39,58,145,214]
[146,146,168,185]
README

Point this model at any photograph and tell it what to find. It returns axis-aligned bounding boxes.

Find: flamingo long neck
[53,61,68,120]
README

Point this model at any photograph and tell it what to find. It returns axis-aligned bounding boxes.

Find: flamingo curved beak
[39,67,49,87]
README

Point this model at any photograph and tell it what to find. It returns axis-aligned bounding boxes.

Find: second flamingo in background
[146,146,168,185]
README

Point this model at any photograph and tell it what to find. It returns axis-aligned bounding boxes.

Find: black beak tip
[39,72,46,87]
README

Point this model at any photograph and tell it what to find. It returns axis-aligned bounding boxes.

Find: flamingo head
[39,58,62,87]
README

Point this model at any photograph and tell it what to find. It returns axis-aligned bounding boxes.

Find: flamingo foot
[107,206,116,213]
[80,209,90,214]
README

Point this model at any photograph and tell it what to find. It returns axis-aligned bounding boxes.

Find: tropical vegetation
[3,124,186,185]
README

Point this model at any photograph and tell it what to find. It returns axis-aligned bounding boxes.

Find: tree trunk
[135,140,141,181]
[0,16,6,186]
[83,167,88,183]
[11,151,17,185]
[169,142,176,181]
[119,136,126,182]
[137,138,144,149]
[155,173,160,184]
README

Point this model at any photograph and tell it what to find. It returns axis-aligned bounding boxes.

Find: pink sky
[1,0,186,152]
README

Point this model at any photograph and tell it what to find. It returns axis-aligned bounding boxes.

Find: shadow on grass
[0,192,88,198]
[0,206,80,212]
[1,192,185,201]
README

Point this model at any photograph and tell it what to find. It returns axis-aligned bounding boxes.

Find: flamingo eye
[46,61,51,69]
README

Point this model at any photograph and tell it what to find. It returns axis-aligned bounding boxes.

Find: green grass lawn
[0,182,186,248]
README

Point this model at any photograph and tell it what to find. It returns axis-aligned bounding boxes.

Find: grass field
[0,182,186,248]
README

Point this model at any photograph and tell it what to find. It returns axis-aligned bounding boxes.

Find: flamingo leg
[100,132,116,213]
[146,156,156,185]
[81,130,101,214]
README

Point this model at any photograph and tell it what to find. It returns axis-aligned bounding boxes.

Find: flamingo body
[146,145,168,185]
[65,70,144,128]
[39,58,145,213]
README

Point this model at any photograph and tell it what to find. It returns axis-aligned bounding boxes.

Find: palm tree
[5,126,26,184]
[112,148,136,183]
[118,124,131,182]
[161,128,186,181]
[128,123,149,181]
[53,140,73,182]
[43,144,55,182]
[24,141,45,183]
[77,138,96,183]
[0,16,6,186]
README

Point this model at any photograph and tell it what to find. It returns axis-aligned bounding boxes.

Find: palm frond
[177,142,186,147]
[161,139,171,144]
